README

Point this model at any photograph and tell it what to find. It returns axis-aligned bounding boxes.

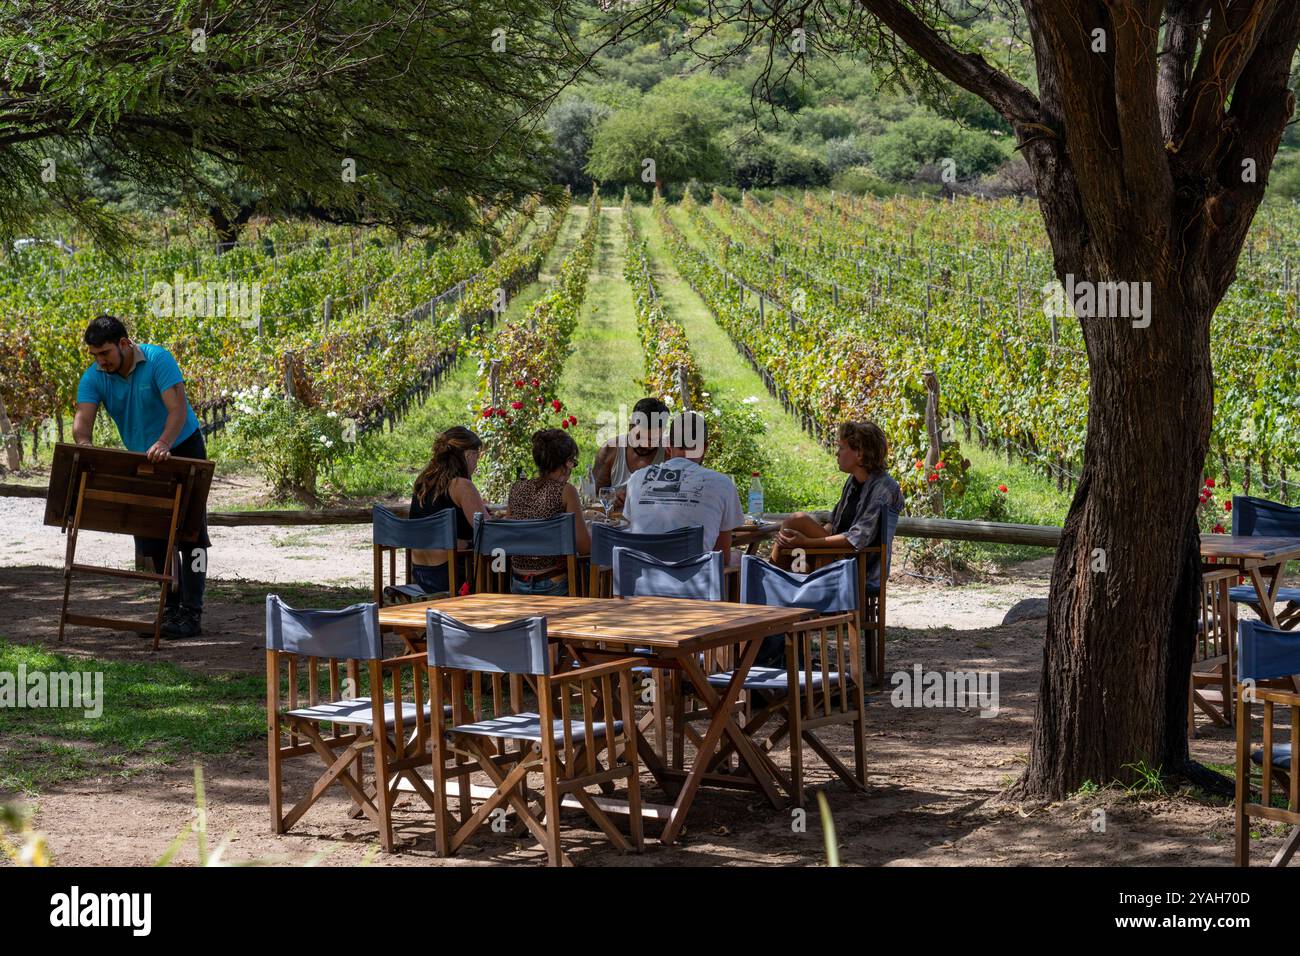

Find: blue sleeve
[76,366,101,405]
[151,347,185,393]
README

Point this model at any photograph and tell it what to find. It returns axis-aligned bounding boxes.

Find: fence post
[923,369,944,516]
[678,364,691,411]
[323,294,332,331]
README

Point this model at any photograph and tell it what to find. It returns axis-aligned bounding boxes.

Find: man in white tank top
[593,396,669,506]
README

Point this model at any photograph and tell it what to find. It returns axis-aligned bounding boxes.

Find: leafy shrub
[223,387,353,502]
[824,136,870,174]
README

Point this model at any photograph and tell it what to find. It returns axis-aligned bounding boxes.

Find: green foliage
[870,114,1009,182]
[729,137,831,190]
[546,97,612,190]
[223,389,352,501]
[0,2,572,248]
[587,101,727,189]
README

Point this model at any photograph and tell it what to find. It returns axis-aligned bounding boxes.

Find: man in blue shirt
[73,315,210,639]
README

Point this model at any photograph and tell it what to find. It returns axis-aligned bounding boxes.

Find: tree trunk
[0,394,20,472]
[1018,272,1215,799]
[209,204,254,255]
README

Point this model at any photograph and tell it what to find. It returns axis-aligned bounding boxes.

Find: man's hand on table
[145,440,173,463]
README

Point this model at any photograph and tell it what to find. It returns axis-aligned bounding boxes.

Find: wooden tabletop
[731,522,781,542]
[1200,535,1300,563]
[378,593,812,652]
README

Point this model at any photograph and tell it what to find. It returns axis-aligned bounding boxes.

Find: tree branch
[853,0,1041,124]
[1157,0,1211,141]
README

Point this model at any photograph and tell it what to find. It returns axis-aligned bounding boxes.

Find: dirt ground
[1,541,1286,866]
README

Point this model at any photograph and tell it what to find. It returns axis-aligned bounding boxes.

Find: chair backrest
[611,547,724,601]
[1196,565,1236,664]
[266,594,382,660]
[740,554,859,613]
[473,512,576,556]
[875,506,901,589]
[1231,495,1300,538]
[590,523,705,569]
[1238,620,1300,683]
[372,504,457,551]
[425,610,550,676]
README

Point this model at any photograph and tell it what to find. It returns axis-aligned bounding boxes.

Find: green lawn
[0,641,266,794]
[559,202,654,468]
[639,205,842,512]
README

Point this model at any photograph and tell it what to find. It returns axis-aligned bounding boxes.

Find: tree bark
[0,394,20,472]
[1018,279,1214,798]
[209,203,255,254]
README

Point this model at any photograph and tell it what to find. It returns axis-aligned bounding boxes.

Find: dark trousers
[135,430,210,614]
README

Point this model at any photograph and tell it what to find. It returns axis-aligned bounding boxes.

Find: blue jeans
[510,574,569,597]
[411,563,450,595]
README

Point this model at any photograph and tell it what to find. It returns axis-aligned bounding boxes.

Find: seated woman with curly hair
[505,427,592,596]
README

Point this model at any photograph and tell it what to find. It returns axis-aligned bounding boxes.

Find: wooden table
[1201,535,1300,628]
[731,521,781,554]
[379,593,812,844]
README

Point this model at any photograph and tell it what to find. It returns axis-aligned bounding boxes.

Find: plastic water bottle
[747,471,765,519]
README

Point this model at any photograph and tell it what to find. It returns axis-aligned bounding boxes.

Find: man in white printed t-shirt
[623,410,744,559]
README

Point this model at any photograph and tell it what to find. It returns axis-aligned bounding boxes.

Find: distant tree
[586,100,726,192]
[824,135,871,174]
[871,113,1006,181]
[546,98,612,190]
[730,135,830,188]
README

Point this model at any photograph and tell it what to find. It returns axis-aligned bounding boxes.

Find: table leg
[660,641,783,846]
[1249,566,1282,628]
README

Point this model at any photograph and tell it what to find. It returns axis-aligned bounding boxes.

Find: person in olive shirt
[771,420,903,591]
[72,315,210,639]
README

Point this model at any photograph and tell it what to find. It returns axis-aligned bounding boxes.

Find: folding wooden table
[44,443,214,650]
[1201,534,1300,629]
[379,593,812,844]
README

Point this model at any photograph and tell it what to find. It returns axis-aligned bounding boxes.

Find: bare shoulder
[449,476,482,499]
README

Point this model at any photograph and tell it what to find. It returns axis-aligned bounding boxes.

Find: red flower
[998,484,1008,493]
[458,581,470,596]
[914,460,923,470]
[551,399,563,412]
[561,420,570,429]
[1205,477,1216,488]
[531,378,540,387]
[482,408,493,418]
[936,460,945,470]
[1213,523,1225,533]
[928,473,938,483]
[514,379,525,388]
[568,415,578,425]
[536,396,544,404]
[1224,500,1232,512]
[511,401,524,410]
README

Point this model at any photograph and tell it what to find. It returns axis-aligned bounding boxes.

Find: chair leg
[267,712,284,834]
[852,685,868,788]
[541,751,565,866]
[1235,701,1251,867]
[373,734,396,853]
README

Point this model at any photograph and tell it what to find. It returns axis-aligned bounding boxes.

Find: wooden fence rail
[1,484,1062,547]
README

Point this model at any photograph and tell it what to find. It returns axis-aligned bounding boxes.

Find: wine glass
[598,486,617,520]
